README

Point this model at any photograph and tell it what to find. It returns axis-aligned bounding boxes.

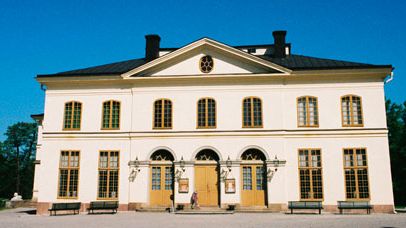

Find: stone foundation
[268,203,288,212]
[128,202,149,210]
[36,202,395,214]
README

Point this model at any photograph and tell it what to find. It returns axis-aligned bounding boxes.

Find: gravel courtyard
[1,208,406,228]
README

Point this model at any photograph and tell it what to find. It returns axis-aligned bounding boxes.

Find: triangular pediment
[122,38,291,78]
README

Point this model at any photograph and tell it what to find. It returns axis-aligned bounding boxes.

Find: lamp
[175,156,186,181]
[128,156,141,182]
[267,154,286,182]
[221,156,232,181]
[179,156,185,172]
[226,156,232,171]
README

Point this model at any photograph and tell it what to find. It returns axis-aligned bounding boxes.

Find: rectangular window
[98,151,119,199]
[58,151,80,198]
[102,100,120,129]
[197,98,216,128]
[341,95,363,126]
[297,96,319,127]
[154,99,172,129]
[243,97,262,128]
[343,148,369,199]
[63,101,82,130]
[298,149,323,200]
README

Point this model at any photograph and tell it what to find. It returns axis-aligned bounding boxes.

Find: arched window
[63,101,82,130]
[150,149,175,161]
[241,149,266,161]
[243,97,262,128]
[102,100,120,129]
[297,96,319,127]
[341,95,363,126]
[154,99,172,129]
[195,149,220,161]
[197,98,216,128]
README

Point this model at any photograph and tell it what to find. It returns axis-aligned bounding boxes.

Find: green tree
[386,100,406,206]
[0,122,37,199]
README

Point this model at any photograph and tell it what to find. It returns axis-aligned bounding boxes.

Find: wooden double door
[241,165,267,206]
[194,165,219,206]
[150,165,173,207]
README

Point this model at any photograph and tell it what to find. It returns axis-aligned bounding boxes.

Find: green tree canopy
[386,100,406,206]
[0,122,37,199]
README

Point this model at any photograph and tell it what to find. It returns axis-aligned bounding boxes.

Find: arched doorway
[240,148,267,207]
[194,149,220,207]
[149,149,174,207]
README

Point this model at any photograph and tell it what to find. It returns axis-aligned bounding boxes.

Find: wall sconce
[128,157,141,182]
[175,156,185,181]
[267,155,286,182]
[226,156,232,171]
[221,156,232,181]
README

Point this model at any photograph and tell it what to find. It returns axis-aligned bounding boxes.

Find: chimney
[145,34,161,61]
[272,30,287,58]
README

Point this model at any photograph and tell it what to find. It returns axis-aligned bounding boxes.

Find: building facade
[33,31,395,214]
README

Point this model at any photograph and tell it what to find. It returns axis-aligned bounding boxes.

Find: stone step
[136,207,170,212]
[175,210,234,215]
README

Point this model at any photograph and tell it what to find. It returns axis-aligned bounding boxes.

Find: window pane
[109,170,119,198]
[154,100,162,128]
[312,169,323,199]
[103,101,111,128]
[198,99,206,127]
[68,169,79,197]
[152,167,161,190]
[112,101,120,128]
[298,98,306,126]
[72,102,81,129]
[345,169,357,199]
[165,167,173,190]
[299,169,311,199]
[256,166,265,190]
[60,151,69,167]
[64,103,73,128]
[253,98,262,126]
[357,169,369,199]
[243,98,251,126]
[164,100,172,128]
[98,170,108,198]
[207,99,216,127]
[58,169,68,197]
[110,152,119,169]
[243,167,252,190]
[99,152,108,168]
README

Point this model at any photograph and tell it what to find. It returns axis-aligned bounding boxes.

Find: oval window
[199,55,214,73]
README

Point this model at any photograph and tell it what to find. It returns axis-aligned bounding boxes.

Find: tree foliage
[386,100,406,206]
[0,122,37,199]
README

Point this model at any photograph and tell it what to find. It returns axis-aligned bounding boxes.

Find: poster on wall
[179,178,189,193]
[225,178,236,193]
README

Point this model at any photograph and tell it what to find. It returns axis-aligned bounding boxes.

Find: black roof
[259,54,391,70]
[37,48,391,77]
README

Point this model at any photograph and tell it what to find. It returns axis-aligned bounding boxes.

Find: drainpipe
[384,70,394,84]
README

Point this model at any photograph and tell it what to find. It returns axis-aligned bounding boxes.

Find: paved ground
[1,208,406,228]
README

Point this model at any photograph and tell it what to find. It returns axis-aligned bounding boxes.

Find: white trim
[121,38,292,78]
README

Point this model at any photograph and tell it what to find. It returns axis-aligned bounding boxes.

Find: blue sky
[0,0,405,137]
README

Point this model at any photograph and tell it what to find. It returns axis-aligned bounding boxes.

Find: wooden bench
[48,202,81,216]
[88,201,119,214]
[288,201,323,214]
[338,201,372,214]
